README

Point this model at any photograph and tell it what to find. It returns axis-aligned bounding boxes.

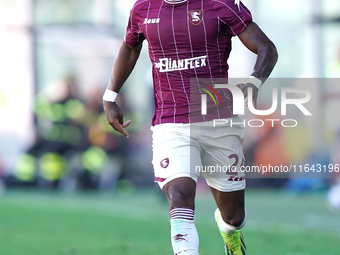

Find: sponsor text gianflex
[155,55,207,73]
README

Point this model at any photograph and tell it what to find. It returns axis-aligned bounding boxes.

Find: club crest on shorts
[160,158,169,168]
[188,10,204,25]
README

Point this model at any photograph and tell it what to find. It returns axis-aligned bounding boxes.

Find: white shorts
[151,116,246,192]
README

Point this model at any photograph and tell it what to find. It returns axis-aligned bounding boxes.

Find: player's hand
[236,83,259,109]
[103,101,131,138]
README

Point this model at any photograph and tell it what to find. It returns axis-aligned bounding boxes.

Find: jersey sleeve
[124,6,146,47]
[215,0,253,36]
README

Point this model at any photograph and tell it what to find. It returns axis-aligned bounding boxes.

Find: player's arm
[239,22,278,80]
[237,21,278,107]
[103,41,142,138]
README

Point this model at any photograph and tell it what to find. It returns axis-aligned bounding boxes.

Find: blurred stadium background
[0,0,340,254]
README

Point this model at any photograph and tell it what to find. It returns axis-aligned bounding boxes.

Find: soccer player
[103,0,278,254]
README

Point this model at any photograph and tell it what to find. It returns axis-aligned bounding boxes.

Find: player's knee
[163,178,196,209]
[166,185,195,209]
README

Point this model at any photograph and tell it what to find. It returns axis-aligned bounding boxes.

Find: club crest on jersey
[188,10,203,25]
[160,158,169,168]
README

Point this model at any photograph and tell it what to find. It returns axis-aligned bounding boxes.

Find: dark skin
[104,22,278,226]
[103,42,142,138]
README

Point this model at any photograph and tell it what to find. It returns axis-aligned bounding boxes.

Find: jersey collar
[164,0,188,4]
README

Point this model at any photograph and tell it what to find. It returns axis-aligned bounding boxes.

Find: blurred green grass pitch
[0,188,339,255]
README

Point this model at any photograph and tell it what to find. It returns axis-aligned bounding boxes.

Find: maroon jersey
[125,0,252,126]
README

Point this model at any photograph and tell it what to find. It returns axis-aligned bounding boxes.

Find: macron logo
[155,55,207,73]
[143,18,160,24]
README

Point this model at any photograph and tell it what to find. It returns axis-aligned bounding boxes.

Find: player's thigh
[200,117,245,192]
[151,123,201,191]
